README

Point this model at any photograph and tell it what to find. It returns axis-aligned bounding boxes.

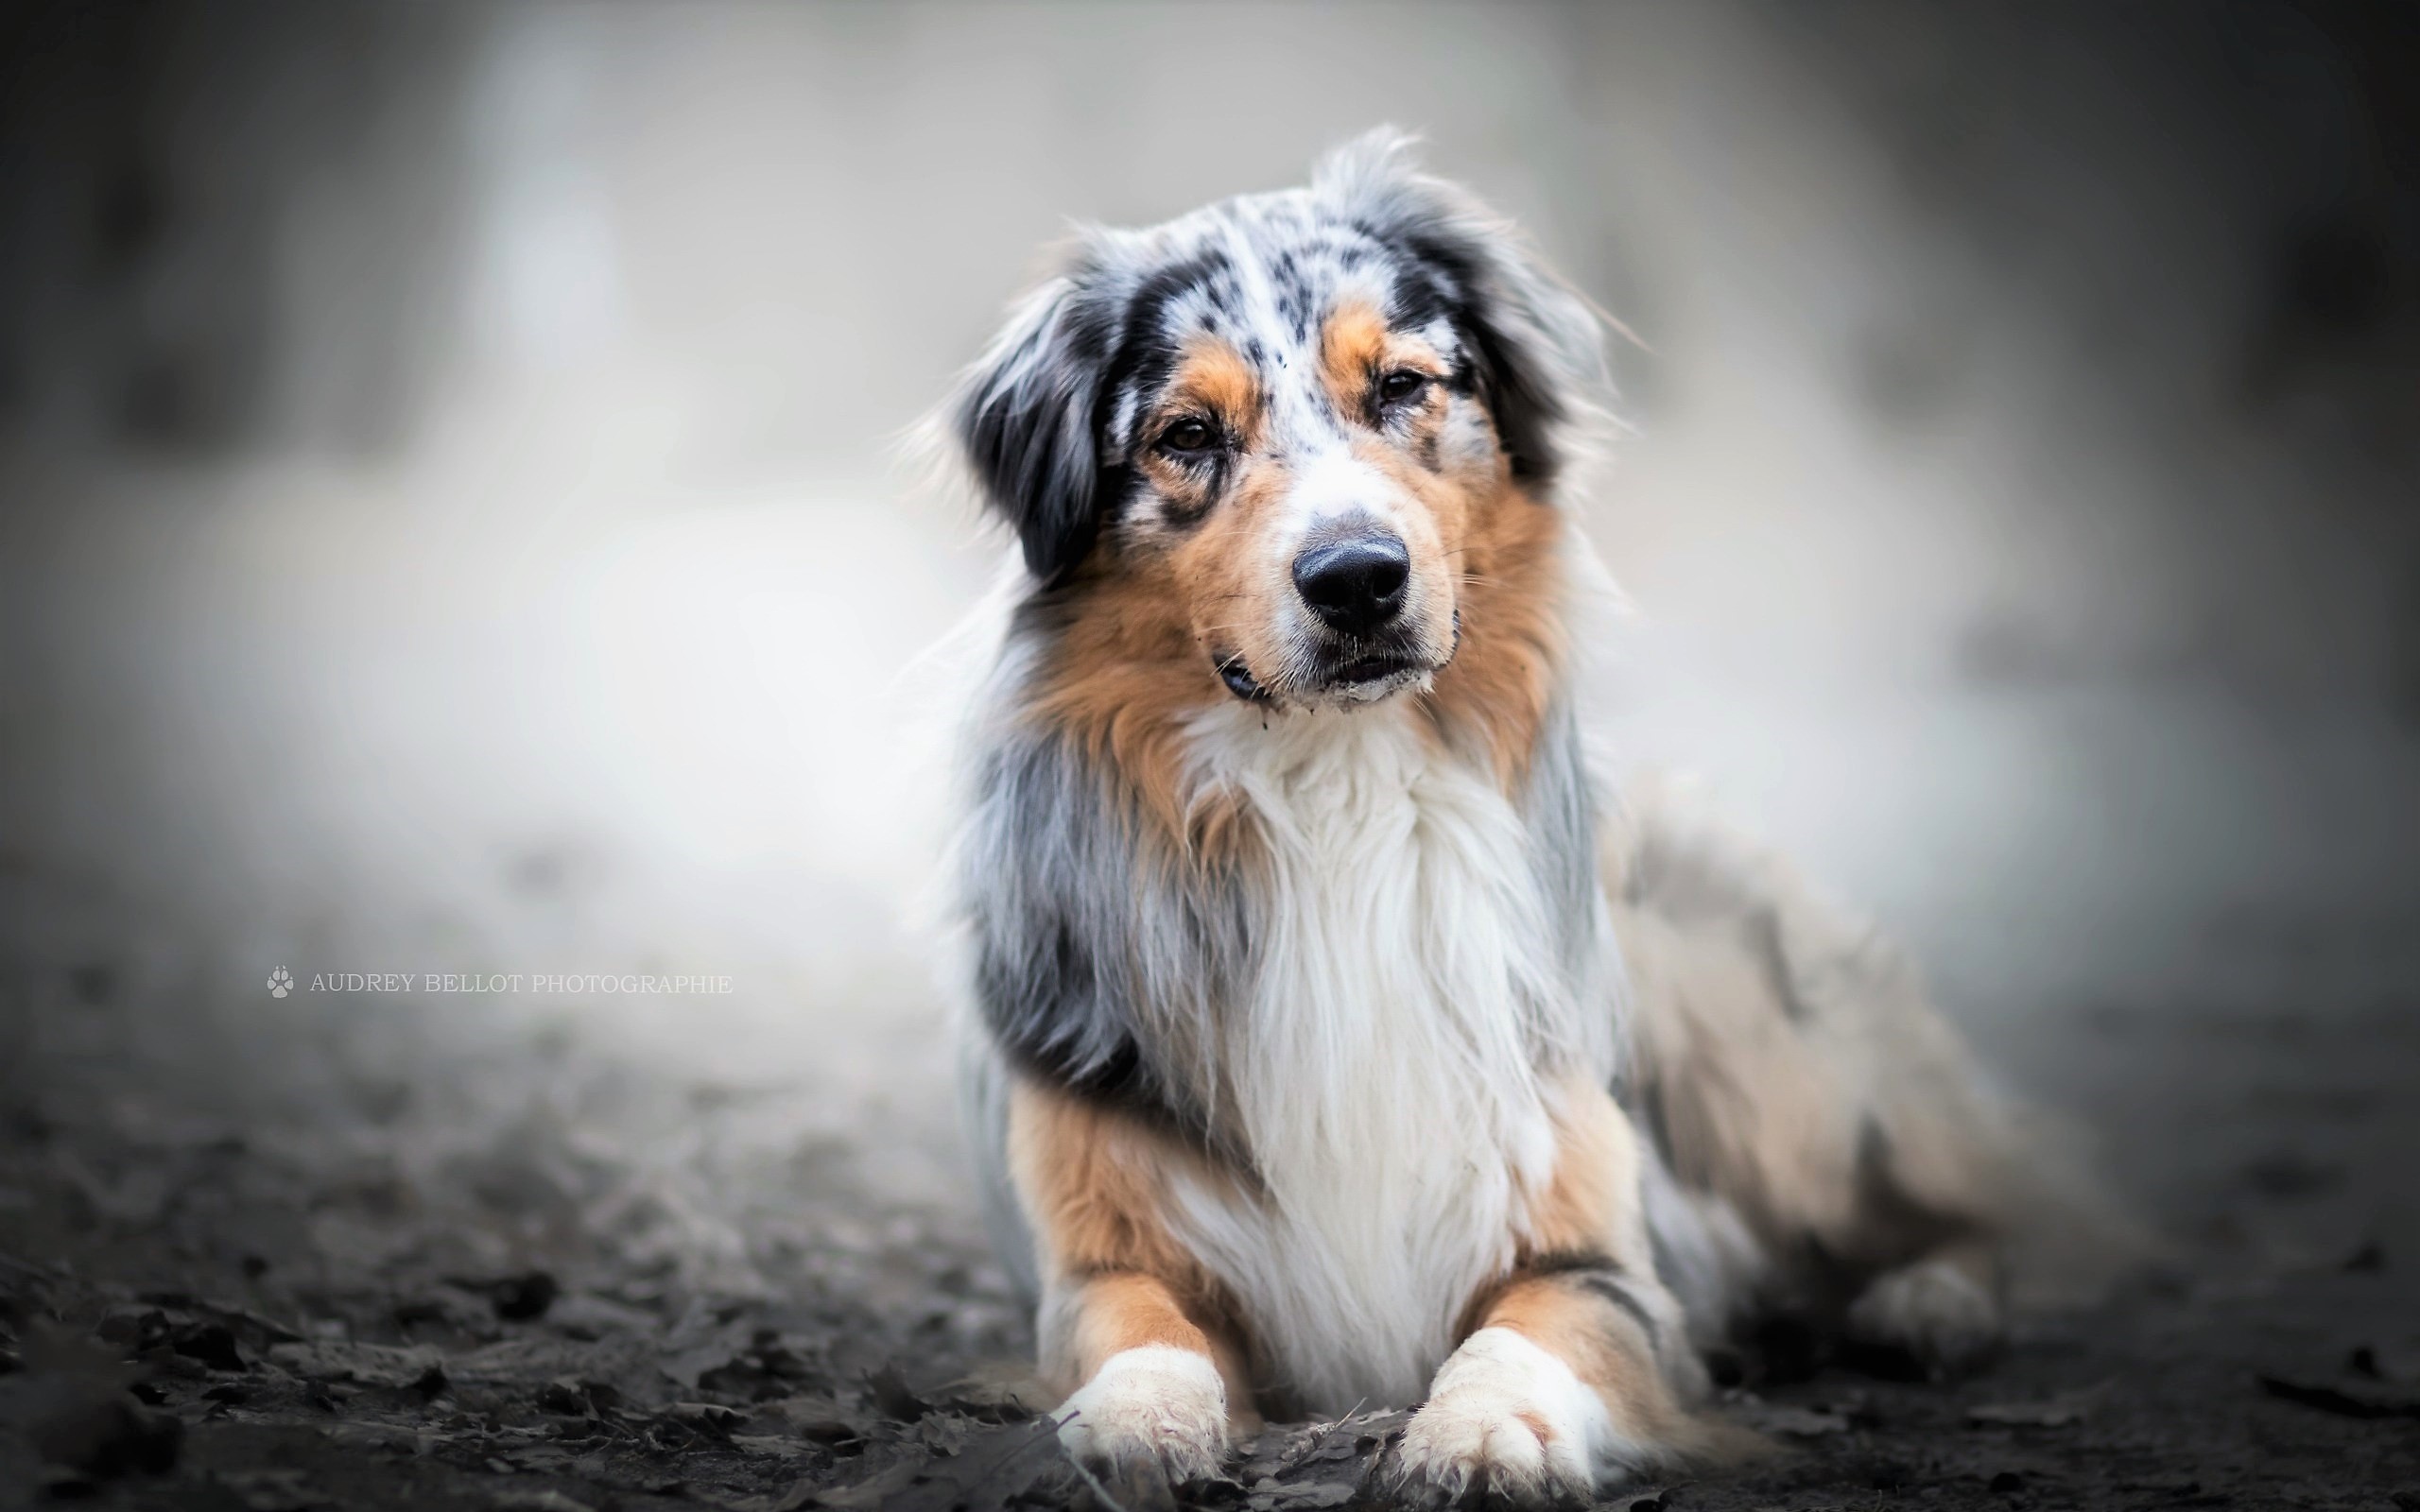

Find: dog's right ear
[951,261,1125,587]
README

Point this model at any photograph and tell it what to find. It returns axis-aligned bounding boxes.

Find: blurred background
[2,0,2415,1301]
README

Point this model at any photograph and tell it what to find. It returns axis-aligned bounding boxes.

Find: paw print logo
[267,967,293,999]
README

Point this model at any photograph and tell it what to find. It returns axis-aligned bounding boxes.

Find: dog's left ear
[1315,129,1610,491]
[951,250,1130,586]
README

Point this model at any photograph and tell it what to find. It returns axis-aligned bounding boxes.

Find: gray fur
[959,708,1253,1134]
[1518,698,1609,997]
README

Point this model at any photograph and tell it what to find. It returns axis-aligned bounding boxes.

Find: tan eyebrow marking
[1320,299,1446,424]
[1165,336,1262,438]
[1319,300,1392,415]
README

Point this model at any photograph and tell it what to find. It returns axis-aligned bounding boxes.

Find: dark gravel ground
[4,879,2418,1512]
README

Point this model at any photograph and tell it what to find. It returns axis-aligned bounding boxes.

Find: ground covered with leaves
[3,888,2417,1511]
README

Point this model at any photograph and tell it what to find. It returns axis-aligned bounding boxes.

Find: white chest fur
[1165,701,1593,1413]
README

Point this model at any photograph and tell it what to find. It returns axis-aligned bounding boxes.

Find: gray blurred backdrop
[3,2,2415,1265]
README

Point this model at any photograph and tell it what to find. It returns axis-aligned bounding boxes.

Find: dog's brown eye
[1159,417,1219,455]
[1377,369,1429,404]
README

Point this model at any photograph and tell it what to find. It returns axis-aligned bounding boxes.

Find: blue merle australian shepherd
[942,133,2118,1504]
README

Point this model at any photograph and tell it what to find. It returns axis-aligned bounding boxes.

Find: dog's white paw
[1394,1328,1629,1506]
[1056,1345,1229,1486]
[1847,1257,2002,1375]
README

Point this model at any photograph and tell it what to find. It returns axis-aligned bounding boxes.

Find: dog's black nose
[1293,534,1409,634]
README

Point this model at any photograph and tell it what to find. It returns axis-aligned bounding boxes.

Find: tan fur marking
[1319,299,1451,414]
[1009,1075,1219,1286]
[1520,1085,1651,1266]
[1129,338,1266,525]
[1474,1270,1758,1471]
[1066,1271,1214,1368]
[1171,338,1261,437]
[1483,1279,1659,1415]
[1007,1076,1259,1415]
[1416,473,1567,792]
[1029,448,1302,858]
[1319,300,1392,411]
[1026,562,1233,850]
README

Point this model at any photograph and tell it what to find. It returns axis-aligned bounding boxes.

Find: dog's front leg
[1397,1091,1719,1506]
[1010,1076,1255,1491]
[1396,1262,1697,1505]
[1045,1270,1246,1488]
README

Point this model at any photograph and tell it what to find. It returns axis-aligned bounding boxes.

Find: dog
[942,132,2118,1504]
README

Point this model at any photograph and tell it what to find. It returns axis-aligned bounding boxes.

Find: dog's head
[953,131,1604,712]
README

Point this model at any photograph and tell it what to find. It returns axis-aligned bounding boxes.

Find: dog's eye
[1377,369,1429,404]
[1159,417,1219,455]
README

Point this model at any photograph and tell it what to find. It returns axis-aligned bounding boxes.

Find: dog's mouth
[1216,616,1460,709]
[1216,653,1428,707]
[1329,651,1422,687]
